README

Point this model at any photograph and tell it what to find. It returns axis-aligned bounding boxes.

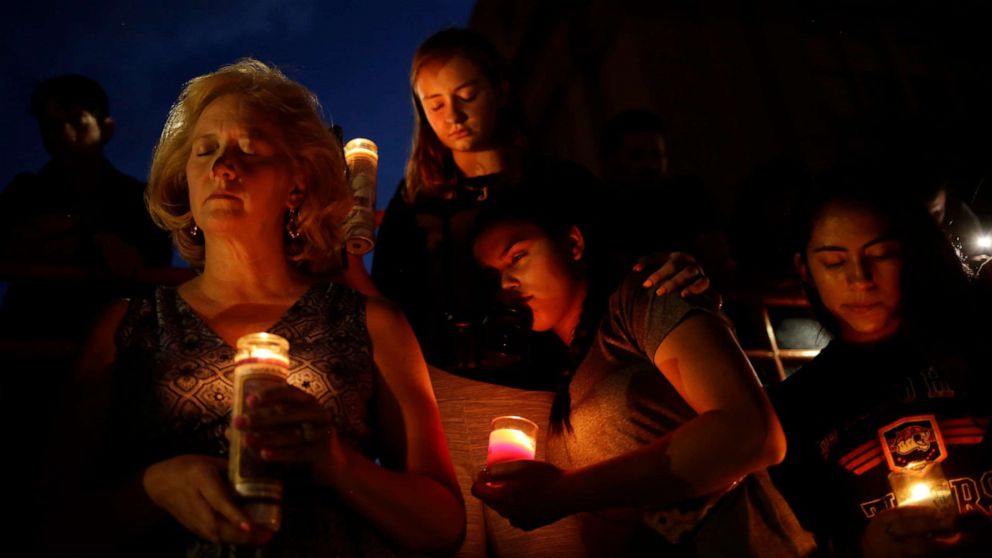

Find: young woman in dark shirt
[771,173,992,557]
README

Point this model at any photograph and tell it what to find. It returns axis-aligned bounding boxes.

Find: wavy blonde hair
[146,58,350,273]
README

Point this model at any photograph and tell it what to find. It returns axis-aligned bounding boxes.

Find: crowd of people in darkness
[1,26,989,558]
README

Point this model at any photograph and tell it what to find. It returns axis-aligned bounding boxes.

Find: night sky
[2,0,474,248]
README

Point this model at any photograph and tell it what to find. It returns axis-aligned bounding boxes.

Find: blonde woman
[51,59,463,557]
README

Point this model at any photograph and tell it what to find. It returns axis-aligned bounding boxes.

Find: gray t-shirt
[550,274,700,471]
[547,273,815,557]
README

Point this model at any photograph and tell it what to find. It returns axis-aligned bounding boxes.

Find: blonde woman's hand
[142,454,271,545]
[235,385,335,468]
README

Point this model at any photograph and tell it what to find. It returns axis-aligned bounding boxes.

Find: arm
[308,297,464,553]
[46,300,264,552]
[44,301,163,543]
[476,311,785,529]
[620,313,785,498]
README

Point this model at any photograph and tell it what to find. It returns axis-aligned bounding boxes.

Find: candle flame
[490,428,536,452]
[900,482,933,506]
[344,138,378,161]
[239,346,289,365]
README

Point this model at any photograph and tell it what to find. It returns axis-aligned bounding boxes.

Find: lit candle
[888,463,953,510]
[488,428,536,464]
[230,332,291,532]
[250,347,288,363]
[487,416,538,466]
[343,138,378,255]
[235,333,290,366]
[900,481,936,506]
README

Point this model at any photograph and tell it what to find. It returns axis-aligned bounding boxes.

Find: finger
[185,491,222,542]
[633,257,655,273]
[214,518,262,546]
[243,404,331,429]
[653,265,702,296]
[633,252,672,273]
[259,443,326,464]
[253,384,314,403]
[196,463,250,529]
[246,427,301,449]
[244,386,325,423]
[643,262,678,291]
[475,468,493,484]
[486,460,533,479]
[679,275,711,298]
[885,506,955,539]
[640,252,690,286]
[892,536,960,558]
[250,384,315,406]
[471,479,500,502]
[249,423,329,448]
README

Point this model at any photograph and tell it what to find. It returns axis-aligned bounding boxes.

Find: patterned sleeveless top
[109,283,404,557]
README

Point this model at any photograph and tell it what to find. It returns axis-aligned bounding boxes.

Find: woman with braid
[470,195,814,557]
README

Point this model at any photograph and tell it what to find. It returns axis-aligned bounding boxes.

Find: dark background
[466,1,992,280]
[4,2,991,273]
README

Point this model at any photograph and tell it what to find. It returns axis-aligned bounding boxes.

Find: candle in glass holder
[487,416,538,466]
[230,332,290,532]
[888,462,954,511]
[343,138,378,255]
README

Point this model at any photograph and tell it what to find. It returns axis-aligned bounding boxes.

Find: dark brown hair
[793,166,973,346]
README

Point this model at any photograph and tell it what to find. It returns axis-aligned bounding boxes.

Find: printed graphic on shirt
[941,417,990,446]
[860,493,896,518]
[860,470,992,518]
[839,437,884,476]
[949,472,992,514]
[918,365,955,399]
[839,417,988,476]
[879,415,947,471]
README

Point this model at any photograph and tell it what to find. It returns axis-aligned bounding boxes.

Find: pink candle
[487,427,536,465]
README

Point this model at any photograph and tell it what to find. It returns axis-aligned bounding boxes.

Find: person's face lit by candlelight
[185,94,302,241]
[474,221,587,341]
[414,55,505,153]
[796,200,904,344]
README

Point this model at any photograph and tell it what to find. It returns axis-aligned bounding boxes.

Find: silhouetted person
[0,74,171,340]
[0,74,171,554]
[600,109,733,285]
[729,158,813,290]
